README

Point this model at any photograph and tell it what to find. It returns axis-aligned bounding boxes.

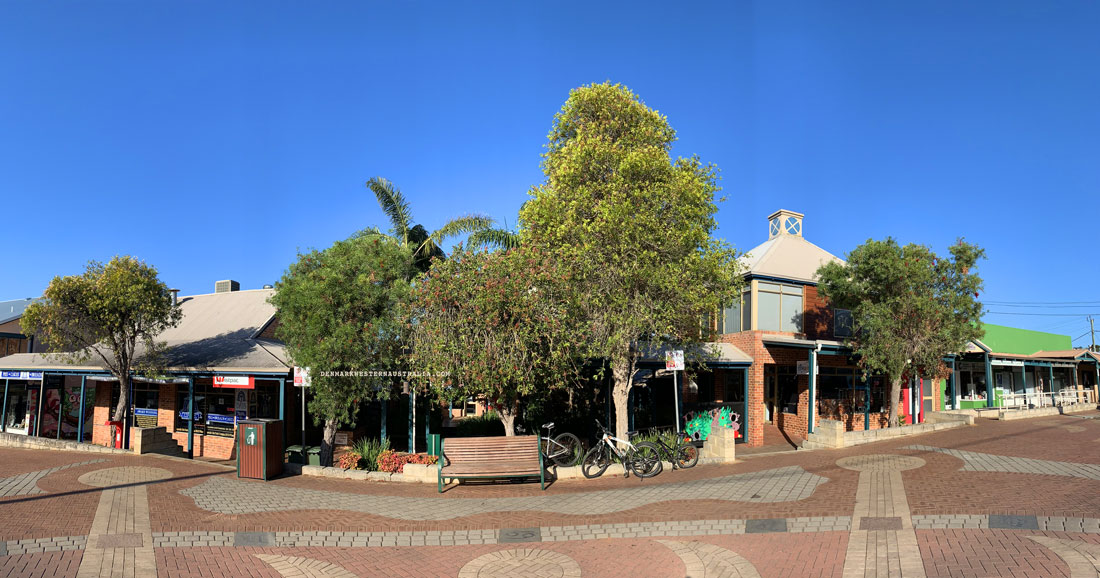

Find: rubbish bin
[427,434,441,457]
[236,419,284,480]
[105,420,123,449]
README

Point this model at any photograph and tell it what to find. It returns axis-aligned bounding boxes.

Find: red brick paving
[3,413,1100,576]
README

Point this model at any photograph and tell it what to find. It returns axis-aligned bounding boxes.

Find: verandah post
[78,376,86,443]
[1,378,8,433]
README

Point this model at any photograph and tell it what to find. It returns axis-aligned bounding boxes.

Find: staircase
[131,426,186,457]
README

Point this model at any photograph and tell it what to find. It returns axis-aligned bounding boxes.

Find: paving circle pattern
[78,466,173,488]
[457,549,582,578]
[254,554,357,578]
[836,454,925,472]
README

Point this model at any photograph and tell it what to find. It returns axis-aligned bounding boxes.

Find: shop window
[132,383,160,428]
[757,282,803,332]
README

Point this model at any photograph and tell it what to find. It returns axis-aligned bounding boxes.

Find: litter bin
[427,434,441,457]
[105,420,123,449]
[236,419,284,480]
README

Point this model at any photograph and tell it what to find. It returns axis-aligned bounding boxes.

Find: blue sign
[134,408,158,417]
[206,414,236,424]
[1,371,43,379]
[178,411,204,421]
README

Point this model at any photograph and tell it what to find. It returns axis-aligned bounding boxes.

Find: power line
[985,300,1100,305]
[983,303,1100,308]
[986,311,1100,317]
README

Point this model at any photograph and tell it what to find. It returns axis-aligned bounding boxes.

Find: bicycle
[581,420,661,479]
[632,429,700,478]
[540,422,583,467]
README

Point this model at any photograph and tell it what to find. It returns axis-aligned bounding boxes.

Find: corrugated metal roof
[740,235,844,284]
[0,289,288,374]
[0,298,34,326]
[638,341,753,365]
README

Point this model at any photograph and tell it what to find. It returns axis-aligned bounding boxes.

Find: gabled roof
[0,288,288,374]
[0,298,34,326]
[740,235,844,284]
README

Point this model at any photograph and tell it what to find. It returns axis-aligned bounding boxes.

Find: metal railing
[997,388,1096,409]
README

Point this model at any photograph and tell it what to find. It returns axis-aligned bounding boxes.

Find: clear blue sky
[2,2,1098,346]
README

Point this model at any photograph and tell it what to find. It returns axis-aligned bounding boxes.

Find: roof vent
[168,288,180,306]
[262,284,273,289]
[215,280,240,293]
[768,209,804,239]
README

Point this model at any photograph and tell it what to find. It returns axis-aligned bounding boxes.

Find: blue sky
[2,2,1098,346]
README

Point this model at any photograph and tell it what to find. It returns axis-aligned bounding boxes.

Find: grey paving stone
[744,518,788,534]
[498,527,543,543]
[989,515,1040,530]
[233,531,276,547]
[0,540,7,557]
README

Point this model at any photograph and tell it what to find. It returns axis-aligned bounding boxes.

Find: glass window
[742,290,751,330]
[781,293,803,332]
[722,297,741,333]
[758,291,781,331]
[132,383,160,428]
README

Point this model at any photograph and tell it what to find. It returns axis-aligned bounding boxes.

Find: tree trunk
[112,375,129,423]
[611,357,632,448]
[319,419,338,467]
[887,376,903,428]
[497,402,518,436]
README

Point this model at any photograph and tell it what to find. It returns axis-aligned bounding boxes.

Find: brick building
[0,283,293,459]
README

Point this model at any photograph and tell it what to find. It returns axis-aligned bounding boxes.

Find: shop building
[0,282,293,460]
[0,298,42,357]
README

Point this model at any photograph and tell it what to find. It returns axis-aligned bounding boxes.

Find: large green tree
[364,177,495,273]
[21,256,182,422]
[408,246,582,435]
[270,236,414,466]
[519,82,742,443]
[816,238,985,427]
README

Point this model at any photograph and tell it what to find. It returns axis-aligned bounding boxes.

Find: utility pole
[1091,316,1096,352]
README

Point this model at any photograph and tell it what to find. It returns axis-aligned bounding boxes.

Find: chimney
[168,289,180,306]
[767,209,804,239]
[215,280,240,293]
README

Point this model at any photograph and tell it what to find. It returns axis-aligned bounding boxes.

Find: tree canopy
[270,236,415,465]
[816,238,985,426]
[21,256,182,422]
[519,82,742,441]
[407,245,583,435]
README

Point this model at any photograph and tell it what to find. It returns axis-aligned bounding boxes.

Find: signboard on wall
[134,408,159,428]
[213,375,254,389]
[796,360,818,375]
[1,371,42,380]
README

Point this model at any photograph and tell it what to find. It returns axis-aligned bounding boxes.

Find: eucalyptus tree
[21,257,182,423]
[520,82,742,443]
[816,239,985,426]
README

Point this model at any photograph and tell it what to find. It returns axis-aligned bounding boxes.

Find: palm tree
[364,177,495,272]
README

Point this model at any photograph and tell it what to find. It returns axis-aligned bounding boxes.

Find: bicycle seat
[542,422,554,429]
[626,430,638,437]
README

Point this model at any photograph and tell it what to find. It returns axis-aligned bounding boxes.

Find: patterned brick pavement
[0,410,1099,576]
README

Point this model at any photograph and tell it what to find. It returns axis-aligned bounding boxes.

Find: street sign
[665,350,685,371]
[293,366,311,388]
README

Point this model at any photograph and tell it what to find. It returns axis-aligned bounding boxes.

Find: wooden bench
[437,435,545,492]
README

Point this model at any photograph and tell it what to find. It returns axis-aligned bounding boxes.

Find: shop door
[922,378,934,421]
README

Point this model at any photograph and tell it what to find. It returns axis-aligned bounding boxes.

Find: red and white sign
[213,375,254,389]
[665,350,685,372]
[293,366,311,388]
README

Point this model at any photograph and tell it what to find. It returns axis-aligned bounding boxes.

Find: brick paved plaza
[2,412,1100,577]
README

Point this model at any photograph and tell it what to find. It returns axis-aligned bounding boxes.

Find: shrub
[377,450,439,473]
[454,411,505,437]
[350,437,391,471]
[336,450,360,470]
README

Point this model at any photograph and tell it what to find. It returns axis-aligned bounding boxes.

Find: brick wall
[91,382,113,446]
[802,285,835,341]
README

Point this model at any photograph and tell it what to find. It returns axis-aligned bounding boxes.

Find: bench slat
[439,435,545,492]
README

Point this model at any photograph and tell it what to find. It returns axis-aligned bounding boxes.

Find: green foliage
[270,236,415,465]
[518,82,743,441]
[816,238,986,425]
[364,176,495,273]
[346,437,391,471]
[408,245,584,435]
[453,411,506,437]
[21,256,182,421]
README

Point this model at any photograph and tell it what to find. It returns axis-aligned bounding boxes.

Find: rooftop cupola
[768,209,804,239]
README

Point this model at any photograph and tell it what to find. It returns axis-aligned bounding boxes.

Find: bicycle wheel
[552,433,583,467]
[581,444,612,479]
[629,441,663,478]
[675,441,700,469]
